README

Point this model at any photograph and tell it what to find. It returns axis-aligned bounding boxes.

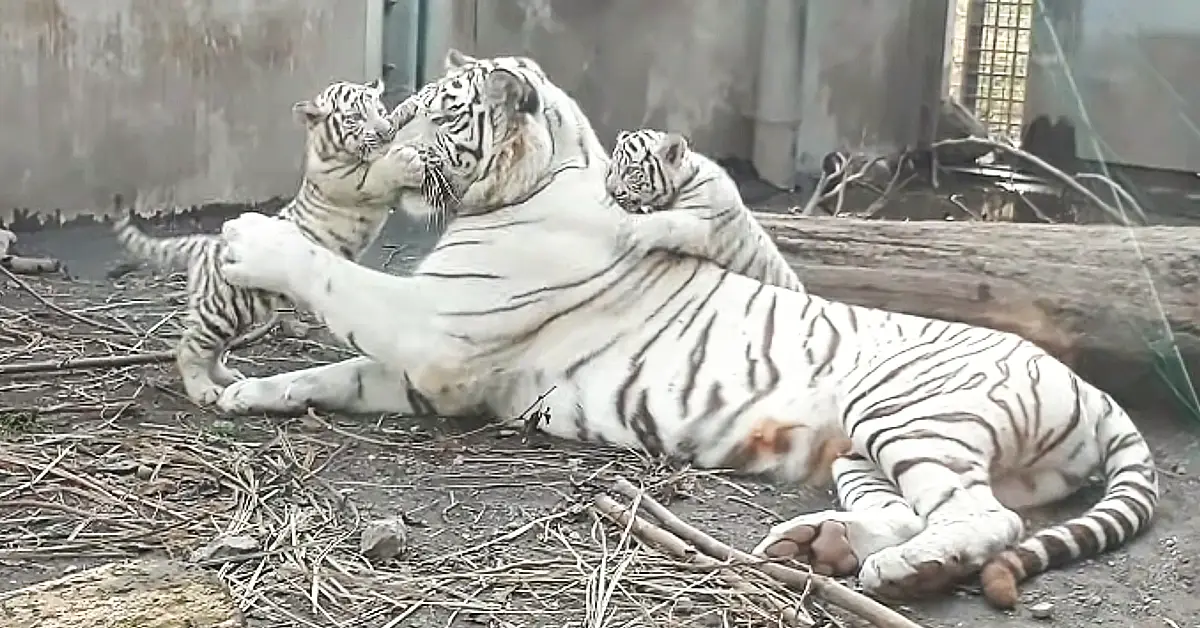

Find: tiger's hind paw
[857,511,1022,600]
[752,508,923,577]
[858,544,975,599]
[754,516,860,576]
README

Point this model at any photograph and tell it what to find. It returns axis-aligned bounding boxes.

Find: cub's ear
[486,69,539,115]
[615,130,631,145]
[445,48,478,71]
[365,78,385,94]
[292,99,331,125]
[660,133,690,166]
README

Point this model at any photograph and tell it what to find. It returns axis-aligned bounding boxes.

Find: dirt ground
[1,220,1198,628]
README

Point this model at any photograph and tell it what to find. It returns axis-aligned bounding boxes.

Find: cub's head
[293,79,396,166]
[388,50,581,219]
[606,129,692,214]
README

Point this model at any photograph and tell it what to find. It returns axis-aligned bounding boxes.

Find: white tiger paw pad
[856,513,1020,600]
[752,513,860,576]
[857,543,972,600]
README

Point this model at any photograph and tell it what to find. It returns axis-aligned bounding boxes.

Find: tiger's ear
[486,69,539,116]
[365,78,385,95]
[292,99,331,125]
[615,130,631,144]
[659,133,689,166]
[445,48,478,70]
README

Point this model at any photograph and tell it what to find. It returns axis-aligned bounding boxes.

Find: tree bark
[0,559,244,628]
[755,214,1200,416]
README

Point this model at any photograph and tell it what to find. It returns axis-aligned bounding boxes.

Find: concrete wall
[793,0,950,173]
[4,0,953,223]
[462,0,764,163]
[0,0,375,225]
[430,0,951,187]
[1025,0,1200,172]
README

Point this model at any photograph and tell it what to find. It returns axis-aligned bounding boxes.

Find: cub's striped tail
[980,391,1159,609]
[112,195,217,271]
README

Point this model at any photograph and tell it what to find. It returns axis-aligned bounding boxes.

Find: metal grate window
[955,0,1034,140]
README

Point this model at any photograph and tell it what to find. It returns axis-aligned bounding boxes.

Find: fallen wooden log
[755,214,1200,416]
[1,254,62,275]
[0,229,59,275]
[0,558,244,627]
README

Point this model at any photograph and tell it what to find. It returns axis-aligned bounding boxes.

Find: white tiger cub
[210,50,1157,610]
[606,129,804,293]
[114,78,430,406]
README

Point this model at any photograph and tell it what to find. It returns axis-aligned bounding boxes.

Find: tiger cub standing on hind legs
[114,78,432,406]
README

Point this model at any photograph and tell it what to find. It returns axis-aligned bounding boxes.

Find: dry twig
[593,493,813,627]
[931,137,1147,226]
[0,350,176,376]
[607,478,926,628]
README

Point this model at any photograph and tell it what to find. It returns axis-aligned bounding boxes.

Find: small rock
[360,517,409,562]
[496,428,519,438]
[1029,602,1055,620]
[189,534,260,563]
[209,419,236,434]
[138,478,178,496]
[278,318,311,339]
[134,465,155,481]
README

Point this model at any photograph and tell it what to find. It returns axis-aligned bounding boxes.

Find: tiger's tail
[979,389,1159,609]
[112,195,216,270]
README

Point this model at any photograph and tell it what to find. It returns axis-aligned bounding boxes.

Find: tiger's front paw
[217,377,307,416]
[219,213,317,296]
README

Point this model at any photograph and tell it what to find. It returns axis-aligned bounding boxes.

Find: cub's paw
[614,218,653,257]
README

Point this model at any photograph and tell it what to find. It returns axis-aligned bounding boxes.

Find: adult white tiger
[114,78,443,406]
[213,51,1157,610]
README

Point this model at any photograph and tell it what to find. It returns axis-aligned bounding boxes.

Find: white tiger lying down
[605,129,804,293]
[114,78,433,406]
[211,51,1157,610]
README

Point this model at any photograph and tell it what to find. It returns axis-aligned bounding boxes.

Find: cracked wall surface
[0,0,372,225]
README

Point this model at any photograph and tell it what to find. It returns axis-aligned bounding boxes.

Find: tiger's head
[605,129,693,214]
[386,49,604,220]
[293,78,396,167]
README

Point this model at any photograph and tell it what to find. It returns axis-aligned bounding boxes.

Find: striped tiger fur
[605,129,804,293]
[209,51,1158,609]
[114,78,420,406]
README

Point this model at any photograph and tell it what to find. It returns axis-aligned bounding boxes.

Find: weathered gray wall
[1026,0,1200,172]
[430,0,950,187]
[0,0,374,225]
[461,0,764,161]
[793,0,950,173]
